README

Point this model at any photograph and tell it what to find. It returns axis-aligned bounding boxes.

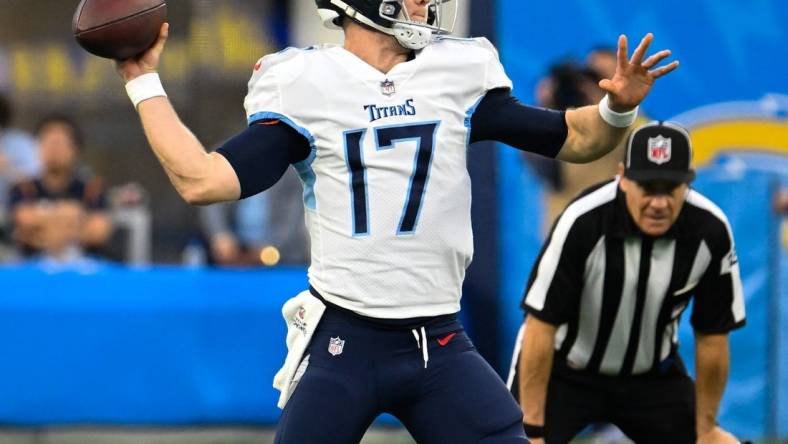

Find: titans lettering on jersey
[365,99,417,123]
[244,38,513,319]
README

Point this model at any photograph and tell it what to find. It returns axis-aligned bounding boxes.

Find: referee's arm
[518,216,588,433]
[692,222,746,442]
[519,315,556,436]
[695,334,734,443]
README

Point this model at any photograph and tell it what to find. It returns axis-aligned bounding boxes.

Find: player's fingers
[146,22,169,57]
[617,34,628,71]
[598,78,615,93]
[649,60,680,78]
[155,23,169,49]
[630,33,653,65]
[641,49,671,69]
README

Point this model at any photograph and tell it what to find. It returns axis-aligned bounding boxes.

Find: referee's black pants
[510,357,696,444]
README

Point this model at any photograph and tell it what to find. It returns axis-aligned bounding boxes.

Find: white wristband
[125,73,167,109]
[598,95,638,128]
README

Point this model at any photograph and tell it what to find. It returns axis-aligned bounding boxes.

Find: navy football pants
[275,306,528,443]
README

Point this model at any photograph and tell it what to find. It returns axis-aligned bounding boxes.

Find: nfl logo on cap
[624,121,696,184]
[647,136,672,165]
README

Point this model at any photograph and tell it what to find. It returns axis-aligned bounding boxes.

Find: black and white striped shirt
[522,178,745,376]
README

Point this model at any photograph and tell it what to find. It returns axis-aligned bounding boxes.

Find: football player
[116,0,678,442]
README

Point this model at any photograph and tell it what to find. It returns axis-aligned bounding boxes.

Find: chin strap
[393,23,433,50]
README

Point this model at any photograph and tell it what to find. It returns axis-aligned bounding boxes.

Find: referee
[508,122,745,444]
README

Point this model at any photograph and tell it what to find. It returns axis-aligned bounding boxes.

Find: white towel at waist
[273,290,326,409]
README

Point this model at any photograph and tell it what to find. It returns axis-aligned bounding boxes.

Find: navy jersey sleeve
[216,121,311,199]
[469,88,568,158]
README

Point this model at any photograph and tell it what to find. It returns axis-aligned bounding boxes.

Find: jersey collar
[327,44,427,92]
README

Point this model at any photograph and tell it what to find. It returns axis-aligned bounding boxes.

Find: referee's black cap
[624,121,696,184]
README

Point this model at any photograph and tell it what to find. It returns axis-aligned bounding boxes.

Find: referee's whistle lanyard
[411,326,429,368]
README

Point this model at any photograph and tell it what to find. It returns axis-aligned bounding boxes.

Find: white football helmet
[316,0,458,50]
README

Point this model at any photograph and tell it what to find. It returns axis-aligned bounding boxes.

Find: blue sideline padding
[0,265,307,425]
[497,147,547,374]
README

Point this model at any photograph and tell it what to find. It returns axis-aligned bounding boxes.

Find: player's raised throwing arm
[115,24,241,205]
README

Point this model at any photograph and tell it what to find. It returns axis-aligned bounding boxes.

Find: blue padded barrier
[0,265,307,425]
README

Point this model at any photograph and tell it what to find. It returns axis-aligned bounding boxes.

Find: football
[73,0,167,60]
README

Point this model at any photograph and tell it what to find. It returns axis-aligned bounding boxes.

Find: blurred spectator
[525,50,649,231]
[0,92,40,255]
[199,168,309,267]
[8,114,112,262]
[586,46,618,80]
[523,62,604,192]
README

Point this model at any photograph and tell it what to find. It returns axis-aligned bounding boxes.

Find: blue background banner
[496,0,788,118]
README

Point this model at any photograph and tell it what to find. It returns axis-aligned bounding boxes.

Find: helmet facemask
[318,0,459,50]
[380,0,458,49]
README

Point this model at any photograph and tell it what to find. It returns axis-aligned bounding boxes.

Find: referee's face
[620,176,688,237]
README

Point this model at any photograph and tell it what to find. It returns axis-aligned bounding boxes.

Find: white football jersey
[245,37,512,319]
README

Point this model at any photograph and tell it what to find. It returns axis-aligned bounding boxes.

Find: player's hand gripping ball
[73,0,167,60]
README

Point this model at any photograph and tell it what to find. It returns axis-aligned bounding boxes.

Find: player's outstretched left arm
[558,33,679,163]
[116,23,241,205]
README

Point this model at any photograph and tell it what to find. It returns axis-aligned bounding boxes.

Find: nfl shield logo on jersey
[328,337,345,356]
[380,79,396,97]
[647,136,672,165]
